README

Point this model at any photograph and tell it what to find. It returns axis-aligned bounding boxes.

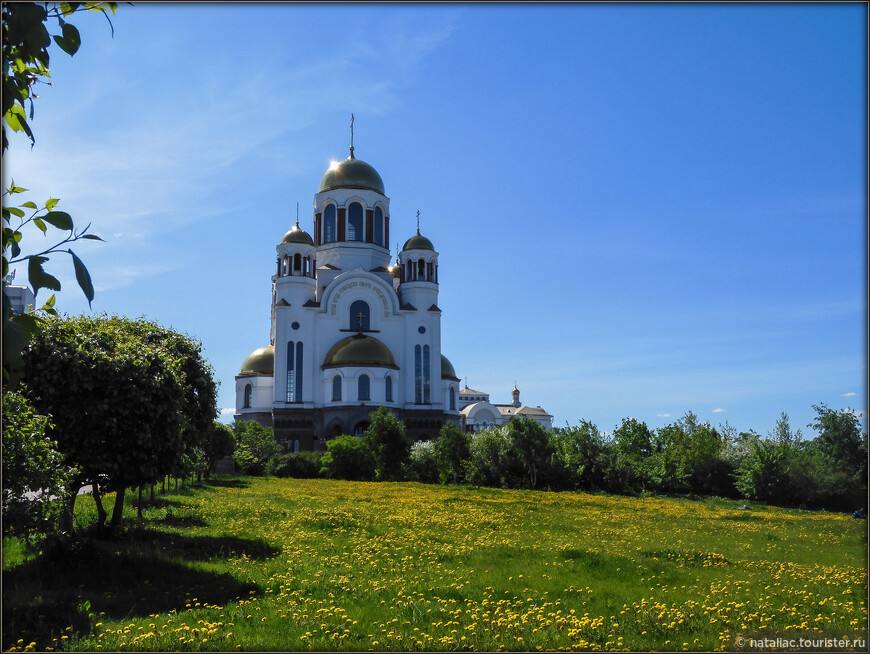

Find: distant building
[459,384,553,431]
[2,275,35,315]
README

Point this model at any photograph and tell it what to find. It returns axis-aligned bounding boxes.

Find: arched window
[243,383,252,408]
[414,345,430,404]
[349,299,370,332]
[358,374,370,401]
[348,202,364,241]
[332,375,342,401]
[323,204,336,243]
[449,386,456,411]
[285,341,303,402]
[385,375,393,403]
[418,259,425,280]
[293,253,302,274]
[374,207,384,246]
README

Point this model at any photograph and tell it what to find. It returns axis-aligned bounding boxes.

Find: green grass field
[2,477,867,652]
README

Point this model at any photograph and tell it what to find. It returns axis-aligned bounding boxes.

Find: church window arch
[348,202,364,241]
[293,253,302,274]
[374,206,384,246]
[243,383,252,408]
[358,374,370,401]
[323,204,337,243]
[418,259,425,279]
[332,374,342,402]
[414,344,431,404]
[449,386,456,411]
[385,374,393,403]
[349,299,370,332]
[286,341,303,403]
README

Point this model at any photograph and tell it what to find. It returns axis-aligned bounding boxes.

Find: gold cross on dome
[356,311,365,332]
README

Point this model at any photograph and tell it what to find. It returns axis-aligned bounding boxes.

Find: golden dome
[240,345,274,375]
[441,355,460,381]
[319,155,385,194]
[322,333,398,369]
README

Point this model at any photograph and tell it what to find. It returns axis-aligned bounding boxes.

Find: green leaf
[70,250,95,307]
[34,218,47,233]
[28,256,62,295]
[21,201,38,209]
[42,211,73,231]
[45,198,59,210]
[6,206,25,218]
[82,233,105,241]
[54,23,81,56]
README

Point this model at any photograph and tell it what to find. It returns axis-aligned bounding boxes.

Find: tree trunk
[92,477,107,530]
[174,478,178,493]
[58,483,80,536]
[162,476,166,494]
[109,485,126,532]
[150,483,154,503]
[137,486,143,521]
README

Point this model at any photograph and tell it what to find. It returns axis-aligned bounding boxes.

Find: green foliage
[809,404,867,477]
[21,313,217,531]
[432,422,470,484]
[232,421,280,476]
[408,440,440,484]
[365,406,411,482]
[206,421,237,471]
[2,1,115,383]
[269,451,324,479]
[1,388,77,538]
[2,2,117,151]
[506,416,553,489]
[320,435,375,481]
[464,426,513,488]
[734,436,789,504]
[550,420,606,491]
[610,417,655,493]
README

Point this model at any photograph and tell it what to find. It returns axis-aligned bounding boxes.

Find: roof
[322,333,399,369]
[402,229,434,251]
[281,224,314,245]
[459,387,488,396]
[239,345,274,376]
[441,354,460,381]
[319,154,385,194]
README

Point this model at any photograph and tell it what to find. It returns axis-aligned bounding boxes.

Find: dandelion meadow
[3,477,867,652]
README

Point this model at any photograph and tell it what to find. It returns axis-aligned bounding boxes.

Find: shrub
[269,451,324,478]
[408,440,440,484]
[320,435,375,481]
[233,421,280,476]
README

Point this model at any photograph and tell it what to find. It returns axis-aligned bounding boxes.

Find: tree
[809,404,867,478]
[365,406,411,482]
[21,314,216,534]
[551,420,605,491]
[320,435,375,481]
[610,417,655,493]
[408,440,440,484]
[2,388,77,539]
[205,421,237,474]
[464,426,513,488]
[232,420,280,476]
[2,2,116,384]
[432,422,470,484]
[506,416,553,489]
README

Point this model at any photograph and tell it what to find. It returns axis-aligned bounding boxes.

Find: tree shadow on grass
[202,477,251,489]
[1,529,278,651]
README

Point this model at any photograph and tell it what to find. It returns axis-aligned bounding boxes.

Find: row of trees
[2,314,218,539]
[238,406,867,513]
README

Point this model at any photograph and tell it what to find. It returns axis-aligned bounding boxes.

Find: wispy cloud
[842,392,857,397]
[712,408,726,413]
[656,413,672,418]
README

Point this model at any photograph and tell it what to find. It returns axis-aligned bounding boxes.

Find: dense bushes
[230,404,866,513]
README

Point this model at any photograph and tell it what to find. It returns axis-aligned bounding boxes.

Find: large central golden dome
[322,333,398,369]
[319,154,385,194]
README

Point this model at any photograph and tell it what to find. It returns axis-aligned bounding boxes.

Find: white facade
[235,146,461,448]
[459,385,554,431]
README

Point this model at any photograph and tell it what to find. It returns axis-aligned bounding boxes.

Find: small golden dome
[240,345,274,375]
[322,333,398,369]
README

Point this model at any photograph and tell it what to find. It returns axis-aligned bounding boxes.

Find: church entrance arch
[353,421,370,437]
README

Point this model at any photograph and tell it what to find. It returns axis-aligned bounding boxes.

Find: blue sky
[4,2,866,438]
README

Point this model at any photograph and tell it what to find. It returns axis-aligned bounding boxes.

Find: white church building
[458,385,553,432]
[234,140,462,449]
